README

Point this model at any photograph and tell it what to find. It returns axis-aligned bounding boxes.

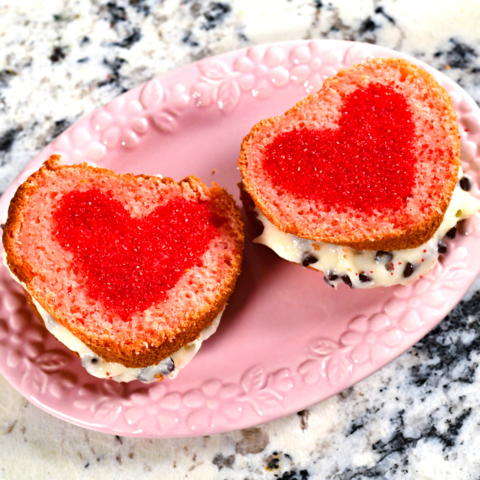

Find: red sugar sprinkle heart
[53,189,221,321]
[263,83,416,213]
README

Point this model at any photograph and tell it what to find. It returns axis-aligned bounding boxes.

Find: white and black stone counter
[1,1,480,478]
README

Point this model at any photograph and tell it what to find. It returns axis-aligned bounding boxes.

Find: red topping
[54,189,221,321]
[263,83,416,213]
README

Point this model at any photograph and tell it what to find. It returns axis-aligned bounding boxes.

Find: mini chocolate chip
[457,219,467,235]
[323,276,334,288]
[375,251,393,263]
[0,224,4,230]
[460,176,471,191]
[164,357,175,374]
[301,254,318,267]
[403,262,415,278]
[327,273,339,281]
[342,275,353,288]
[359,273,371,283]
[446,225,457,239]
[384,263,393,272]
[82,354,101,369]
[438,240,447,254]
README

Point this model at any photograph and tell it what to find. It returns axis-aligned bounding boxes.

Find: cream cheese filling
[34,299,223,384]
[254,174,480,289]
[2,251,223,383]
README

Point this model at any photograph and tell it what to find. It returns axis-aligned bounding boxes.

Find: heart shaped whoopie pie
[239,58,461,251]
[3,156,244,368]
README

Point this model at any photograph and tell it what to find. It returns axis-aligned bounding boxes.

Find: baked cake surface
[239,57,461,251]
[3,156,244,368]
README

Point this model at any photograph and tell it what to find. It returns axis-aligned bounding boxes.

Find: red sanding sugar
[53,189,221,321]
[263,83,416,213]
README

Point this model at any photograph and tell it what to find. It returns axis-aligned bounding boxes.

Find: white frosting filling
[34,298,223,383]
[2,250,223,383]
[254,173,480,289]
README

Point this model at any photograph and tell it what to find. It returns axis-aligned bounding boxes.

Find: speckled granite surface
[2,1,480,479]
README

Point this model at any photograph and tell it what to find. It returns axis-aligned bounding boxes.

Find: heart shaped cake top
[3,157,244,367]
[239,58,460,251]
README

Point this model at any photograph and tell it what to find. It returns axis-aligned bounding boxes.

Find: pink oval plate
[1,40,480,438]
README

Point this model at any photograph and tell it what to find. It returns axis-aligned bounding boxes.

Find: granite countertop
[2,1,480,479]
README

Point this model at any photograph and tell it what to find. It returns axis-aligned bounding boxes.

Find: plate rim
[1,39,480,438]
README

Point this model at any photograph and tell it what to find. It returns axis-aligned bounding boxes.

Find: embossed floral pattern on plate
[1,40,480,438]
